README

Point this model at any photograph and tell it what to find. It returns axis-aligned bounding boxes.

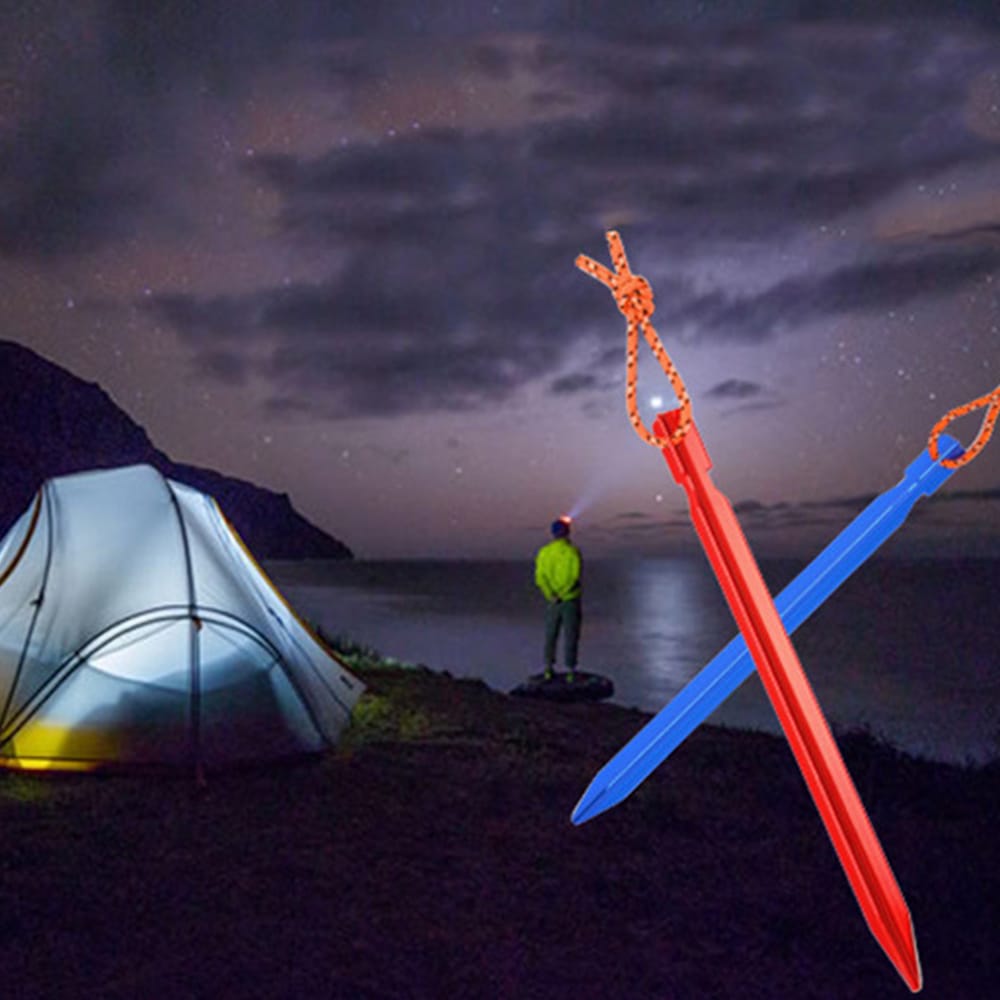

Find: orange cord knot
[575,231,692,448]
[614,273,655,323]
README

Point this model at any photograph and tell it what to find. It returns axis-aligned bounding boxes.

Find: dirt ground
[0,664,995,999]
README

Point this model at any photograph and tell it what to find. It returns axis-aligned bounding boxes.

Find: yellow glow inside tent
[0,757,99,773]
[0,721,115,772]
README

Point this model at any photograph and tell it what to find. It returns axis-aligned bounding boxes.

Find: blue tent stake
[573,434,965,825]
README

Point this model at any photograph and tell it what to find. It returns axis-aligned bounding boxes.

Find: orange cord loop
[613,273,655,322]
[576,231,692,447]
[928,383,1000,469]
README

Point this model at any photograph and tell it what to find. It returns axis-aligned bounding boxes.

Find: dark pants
[544,598,582,670]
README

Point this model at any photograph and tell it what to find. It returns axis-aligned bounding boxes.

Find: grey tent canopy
[0,464,363,771]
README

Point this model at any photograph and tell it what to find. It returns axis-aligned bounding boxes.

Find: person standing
[534,517,583,682]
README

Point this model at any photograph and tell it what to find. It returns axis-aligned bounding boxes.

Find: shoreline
[278,554,999,770]
[322,628,999,771]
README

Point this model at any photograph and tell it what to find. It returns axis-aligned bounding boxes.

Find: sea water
[266,556,1000,766]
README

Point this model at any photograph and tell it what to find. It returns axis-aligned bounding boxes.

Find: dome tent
[0,464,363,772]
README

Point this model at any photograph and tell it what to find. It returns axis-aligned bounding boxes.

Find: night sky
[3,2,999,559]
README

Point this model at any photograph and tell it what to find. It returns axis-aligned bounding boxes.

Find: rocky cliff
[0,340,352,559]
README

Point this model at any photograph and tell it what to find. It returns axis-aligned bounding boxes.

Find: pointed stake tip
[902,963,922,993]
[901,938,923,993]
[881,923,921,992]
[571,787,605,825]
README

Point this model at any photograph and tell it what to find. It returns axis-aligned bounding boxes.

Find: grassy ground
[0,651,996,999]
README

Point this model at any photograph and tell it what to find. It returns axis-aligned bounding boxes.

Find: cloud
[706,378,764,400]
[584,478,1000,557]
[801,494,880,511]
[931,224,1000,242]
[155,129,1000,413]
[198,350,252,386]
[149,255,593,420]
[150,124,613,416]
[56,11,990,423]
[702,379,785,418]
[0,1,303,258]
[581,398,617,420]
[0,4,501,259]
[937,487,1000,503]
[467,42,517,81]
[667,245,1000,342]
[6,3,999,266]
[729,486,1000,532]
[550,373,599,395]
[0,77,150,258]
[534,23,999,234]
[151,293,256,340]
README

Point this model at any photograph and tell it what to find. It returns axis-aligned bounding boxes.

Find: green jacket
[534,538,582,602]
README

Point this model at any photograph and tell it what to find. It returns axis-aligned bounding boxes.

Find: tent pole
[164,479,203,781]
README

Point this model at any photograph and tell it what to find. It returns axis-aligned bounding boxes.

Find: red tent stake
[655,407,921,992]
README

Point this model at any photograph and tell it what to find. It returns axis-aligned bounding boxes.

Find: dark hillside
[0,340,352,559]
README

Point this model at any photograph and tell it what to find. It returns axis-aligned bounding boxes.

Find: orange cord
[577,231,998,469]
[928,382,1000,469]
[576,231,692,447]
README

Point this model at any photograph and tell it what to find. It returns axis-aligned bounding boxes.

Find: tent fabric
[0,464,363,771]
